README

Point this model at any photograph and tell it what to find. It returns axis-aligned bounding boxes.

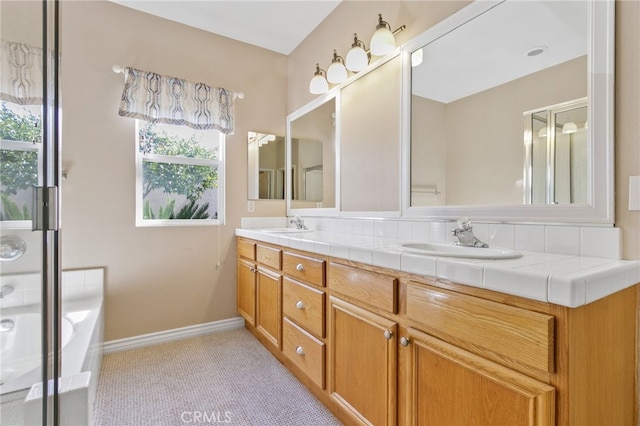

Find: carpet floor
[94,328,342,426]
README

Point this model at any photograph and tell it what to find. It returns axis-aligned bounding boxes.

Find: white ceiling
[108,0,342,55]
[412,1,588,103]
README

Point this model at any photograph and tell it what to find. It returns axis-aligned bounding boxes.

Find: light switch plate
[629,176,640,211]
[247,200,255,213]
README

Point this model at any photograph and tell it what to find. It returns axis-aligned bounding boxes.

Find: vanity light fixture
[309,63,329,94]
[345,33,369,72]
[370,13,398,56]
[562,122,578,134]
[327,50,348,84]
[309,16,405,94]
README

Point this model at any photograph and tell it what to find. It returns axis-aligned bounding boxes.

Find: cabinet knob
[383,330,393,340]
[296,346,305,356]
[400,337,410,347]
[296,263,304,271]
[295,301,305,309]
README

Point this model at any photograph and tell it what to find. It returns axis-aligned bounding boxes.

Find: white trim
[103,317,245,354]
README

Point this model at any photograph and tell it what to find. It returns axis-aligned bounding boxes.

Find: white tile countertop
[236,227,640,308]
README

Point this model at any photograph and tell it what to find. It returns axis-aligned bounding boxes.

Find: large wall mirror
[247,131,285,200]
[286,92,339,215]
[402,0,614,224]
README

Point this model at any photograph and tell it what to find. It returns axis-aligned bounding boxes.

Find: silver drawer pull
[296,263,304,271]
[400,337,410,347]
[383,330,393,340]
[296,346,305,356]
[295,301,305,309]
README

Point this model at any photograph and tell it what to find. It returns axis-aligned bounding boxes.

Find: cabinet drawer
[406,282,555,373]
[283,317,325,389]
[329,262,398,314]
[283,252,325,286]
[257,244,281,270]
[283,278,325,338]
[237,239,256,260]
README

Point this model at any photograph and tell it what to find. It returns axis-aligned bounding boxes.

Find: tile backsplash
[241,217,622,260]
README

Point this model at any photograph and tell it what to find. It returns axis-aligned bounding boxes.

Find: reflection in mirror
[247,132,285,200]
[291,139,323,202]
[524,98,588,205]
[403,0,613,223]
[410,0,589,207]
[287,95,337,212]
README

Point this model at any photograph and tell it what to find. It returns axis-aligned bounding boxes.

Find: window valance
[1,40,43,105]
[118,67,235,134]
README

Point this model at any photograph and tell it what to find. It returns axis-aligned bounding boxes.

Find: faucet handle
[457,217,472,230]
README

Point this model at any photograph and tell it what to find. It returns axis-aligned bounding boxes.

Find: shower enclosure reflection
[525,98,588,205]
[247,132,285,200]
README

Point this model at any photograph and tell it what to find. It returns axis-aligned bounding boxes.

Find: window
[135,120,224,227]
[0,102,42,227]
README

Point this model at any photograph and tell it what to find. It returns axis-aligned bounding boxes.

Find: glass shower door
[0,1,61,425]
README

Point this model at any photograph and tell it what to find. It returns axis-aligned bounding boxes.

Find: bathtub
[0,297,103,396]
[0,268,104,425]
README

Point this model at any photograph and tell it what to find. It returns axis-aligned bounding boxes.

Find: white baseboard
[103,316,245,354]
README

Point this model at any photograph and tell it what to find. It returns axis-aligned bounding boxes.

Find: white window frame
[0,139,43,229]
[135,120,225,227]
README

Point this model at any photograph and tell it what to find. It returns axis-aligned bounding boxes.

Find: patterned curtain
[118,67,235,134]
[0,40,43,105]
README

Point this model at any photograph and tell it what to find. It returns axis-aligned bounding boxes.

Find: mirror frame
[286,91,341,216]
[401,0,614,224]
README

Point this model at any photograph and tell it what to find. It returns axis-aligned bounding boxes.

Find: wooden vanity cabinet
[255,266,282,349]
[329,296,398,426]
[328,262,399,425]
[237,240,284,350]
[403,282,556,425]
[236,239,257,325]
[406,327,555,426]
[236,237,638,425]
[237,239,330,394]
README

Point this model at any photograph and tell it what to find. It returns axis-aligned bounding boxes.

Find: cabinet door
[256,267,282,349]
[237,258,256,325]
[329,296,397,426]
[407,328,555,426]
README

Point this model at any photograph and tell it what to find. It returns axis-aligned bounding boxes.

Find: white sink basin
[398,242,522,260]
[258,228,314,234]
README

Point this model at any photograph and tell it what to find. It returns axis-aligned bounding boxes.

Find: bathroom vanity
[235,229,638,426]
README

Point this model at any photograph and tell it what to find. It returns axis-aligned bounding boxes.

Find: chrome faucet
[290,216,308,230]
[451,217,488,248]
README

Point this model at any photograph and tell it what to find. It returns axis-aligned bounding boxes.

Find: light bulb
[309,63,329,94]
[562,122,577,134]
[370,14,395,56]
[346,33,369,72]
[327,50,347,84]
[538,127,547,138]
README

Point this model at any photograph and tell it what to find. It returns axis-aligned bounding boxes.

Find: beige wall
[60,1,287,340]
[340,56,402,212]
